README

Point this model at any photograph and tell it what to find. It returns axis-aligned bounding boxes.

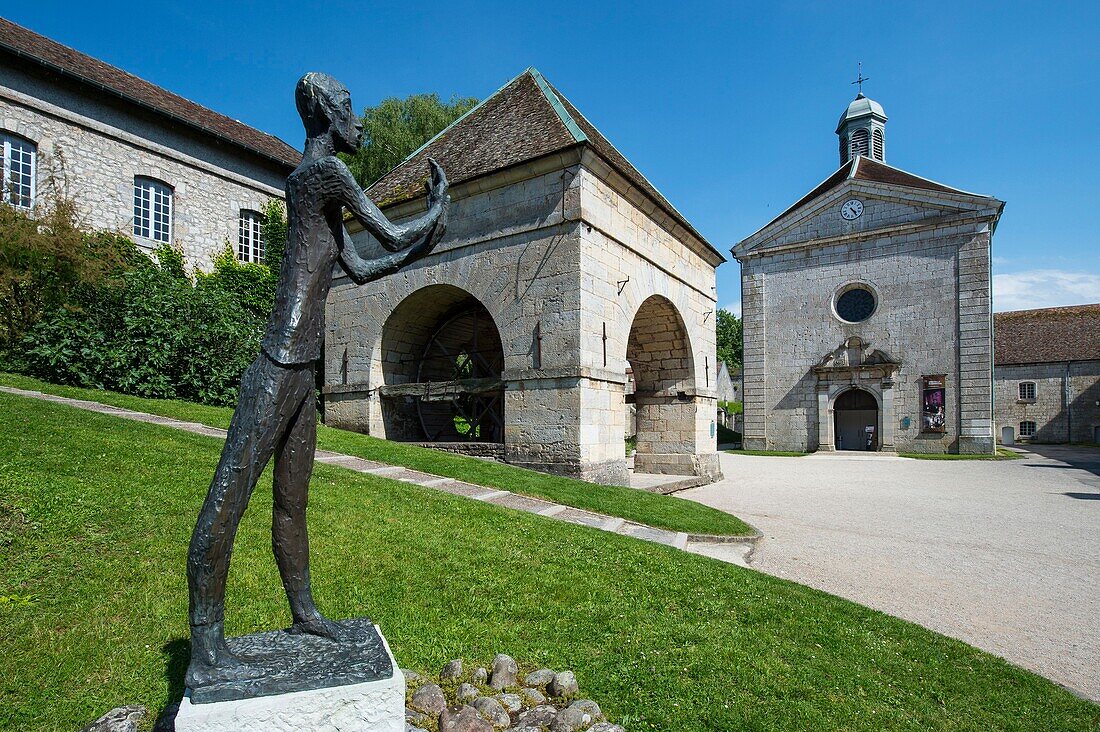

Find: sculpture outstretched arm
[337,219,444,285]
[338,157,449,253]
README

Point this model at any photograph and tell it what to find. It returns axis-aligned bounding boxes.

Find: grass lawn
[0,373,749,537]
[3,391,1099,731]
[900,448,1024,460]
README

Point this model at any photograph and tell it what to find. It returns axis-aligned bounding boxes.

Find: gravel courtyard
[681,446,1100,701]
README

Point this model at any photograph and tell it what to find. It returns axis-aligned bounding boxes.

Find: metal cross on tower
[851,62,870,94]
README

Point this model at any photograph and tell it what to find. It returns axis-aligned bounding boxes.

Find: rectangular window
[237,210,265,263]
[1019,421,1036,438]
[1018,382,1036,400]
[134,177,172,243]
[2,133,36,209]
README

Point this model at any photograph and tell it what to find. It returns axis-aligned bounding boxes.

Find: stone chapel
[323,69,725,484]
[732,92,1004,454]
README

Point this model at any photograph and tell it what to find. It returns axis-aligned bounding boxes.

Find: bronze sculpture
[185,72,448,696]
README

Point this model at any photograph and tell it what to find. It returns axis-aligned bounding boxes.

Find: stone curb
[687,529,764,544]
[0,385,758,558]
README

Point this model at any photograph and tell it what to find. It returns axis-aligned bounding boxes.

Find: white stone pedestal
[175,626,404,732]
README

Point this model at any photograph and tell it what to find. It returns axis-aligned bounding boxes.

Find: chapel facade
[733,93,1004,454]
[323,69,725,485]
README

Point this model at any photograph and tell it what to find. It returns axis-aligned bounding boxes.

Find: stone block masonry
[325,151,723,484]
[995,360,1100,444]
[0,62,288,272]
[735,176,1001,455]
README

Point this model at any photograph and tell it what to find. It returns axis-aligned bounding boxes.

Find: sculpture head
[295,72,363,154]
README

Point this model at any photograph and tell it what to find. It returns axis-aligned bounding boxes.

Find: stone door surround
[814,337,900,452]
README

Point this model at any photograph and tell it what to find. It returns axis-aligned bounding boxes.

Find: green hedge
[21,244,276,406]
[3,194,286,406]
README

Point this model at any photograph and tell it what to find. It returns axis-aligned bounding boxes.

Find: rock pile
[405,654,625,732]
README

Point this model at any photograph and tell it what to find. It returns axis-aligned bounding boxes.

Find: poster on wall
[921,376,947,433]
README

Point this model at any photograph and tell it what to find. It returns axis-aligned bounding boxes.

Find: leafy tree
[341,93,478,188]
[716,308,743,370]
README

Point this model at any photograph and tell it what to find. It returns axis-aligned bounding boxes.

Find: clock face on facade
[840,199,864,220]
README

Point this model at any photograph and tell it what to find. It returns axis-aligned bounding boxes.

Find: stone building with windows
[732,93,1004,454]
[324,68,724,485]
[994,304,1100,445]
[0,17,298,270]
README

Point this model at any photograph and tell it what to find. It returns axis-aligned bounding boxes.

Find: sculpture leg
[273,380,360,642]
[186,354,313,685]
[273,380,320,622]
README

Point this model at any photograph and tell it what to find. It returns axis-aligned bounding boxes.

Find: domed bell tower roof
[835,93,887,133]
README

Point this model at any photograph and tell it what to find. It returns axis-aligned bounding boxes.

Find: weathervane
[851,62,869,94]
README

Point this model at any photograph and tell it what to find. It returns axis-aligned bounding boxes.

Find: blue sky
[7,1,1098,313]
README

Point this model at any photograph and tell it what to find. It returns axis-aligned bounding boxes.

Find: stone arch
[830,386,881,451]
[626,295,697,475]
[378,284,505,444]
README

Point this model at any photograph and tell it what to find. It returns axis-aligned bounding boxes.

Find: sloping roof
[994,304,1100,365]
[767,155,984,233]
[0,16,300,170]
[367,68,722,260]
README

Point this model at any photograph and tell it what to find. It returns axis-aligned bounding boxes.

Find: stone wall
[0,63,287,271]
[994,361,1100,444]
[739,187,995,454]
[574,161,721,481]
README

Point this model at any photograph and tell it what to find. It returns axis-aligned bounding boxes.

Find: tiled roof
[994,304,1100,365]
[764,155,985,233]
[0,16,300,170]
[367,68,722,260]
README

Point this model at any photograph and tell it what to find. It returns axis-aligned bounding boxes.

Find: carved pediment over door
[814,337,900,376]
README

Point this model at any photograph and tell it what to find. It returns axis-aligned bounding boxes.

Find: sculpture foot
[185,652,267,690]
[288,614,364,643]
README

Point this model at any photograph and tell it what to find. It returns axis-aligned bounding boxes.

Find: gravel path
[681,448,1100,701]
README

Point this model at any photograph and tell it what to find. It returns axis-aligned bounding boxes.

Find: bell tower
[837,66,887,165]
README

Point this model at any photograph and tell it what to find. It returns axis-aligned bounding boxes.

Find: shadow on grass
[155,638,189,730]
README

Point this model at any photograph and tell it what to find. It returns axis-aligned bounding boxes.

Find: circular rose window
[835,286,876,323]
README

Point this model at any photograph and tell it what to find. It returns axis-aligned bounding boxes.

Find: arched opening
[849,128,870,159]
[833,388,879,451]
[379,285,504,445]
[626,295,696,475]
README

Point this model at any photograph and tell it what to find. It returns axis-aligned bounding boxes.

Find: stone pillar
[740,271,768,450]
[502,373,584,479]
[576,373,630,485]
[634,395,696,476]
[816,382,834,451]
[956,229,996,454]
[880,377,896,452]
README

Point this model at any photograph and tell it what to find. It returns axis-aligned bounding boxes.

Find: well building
[323,69,725,484]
